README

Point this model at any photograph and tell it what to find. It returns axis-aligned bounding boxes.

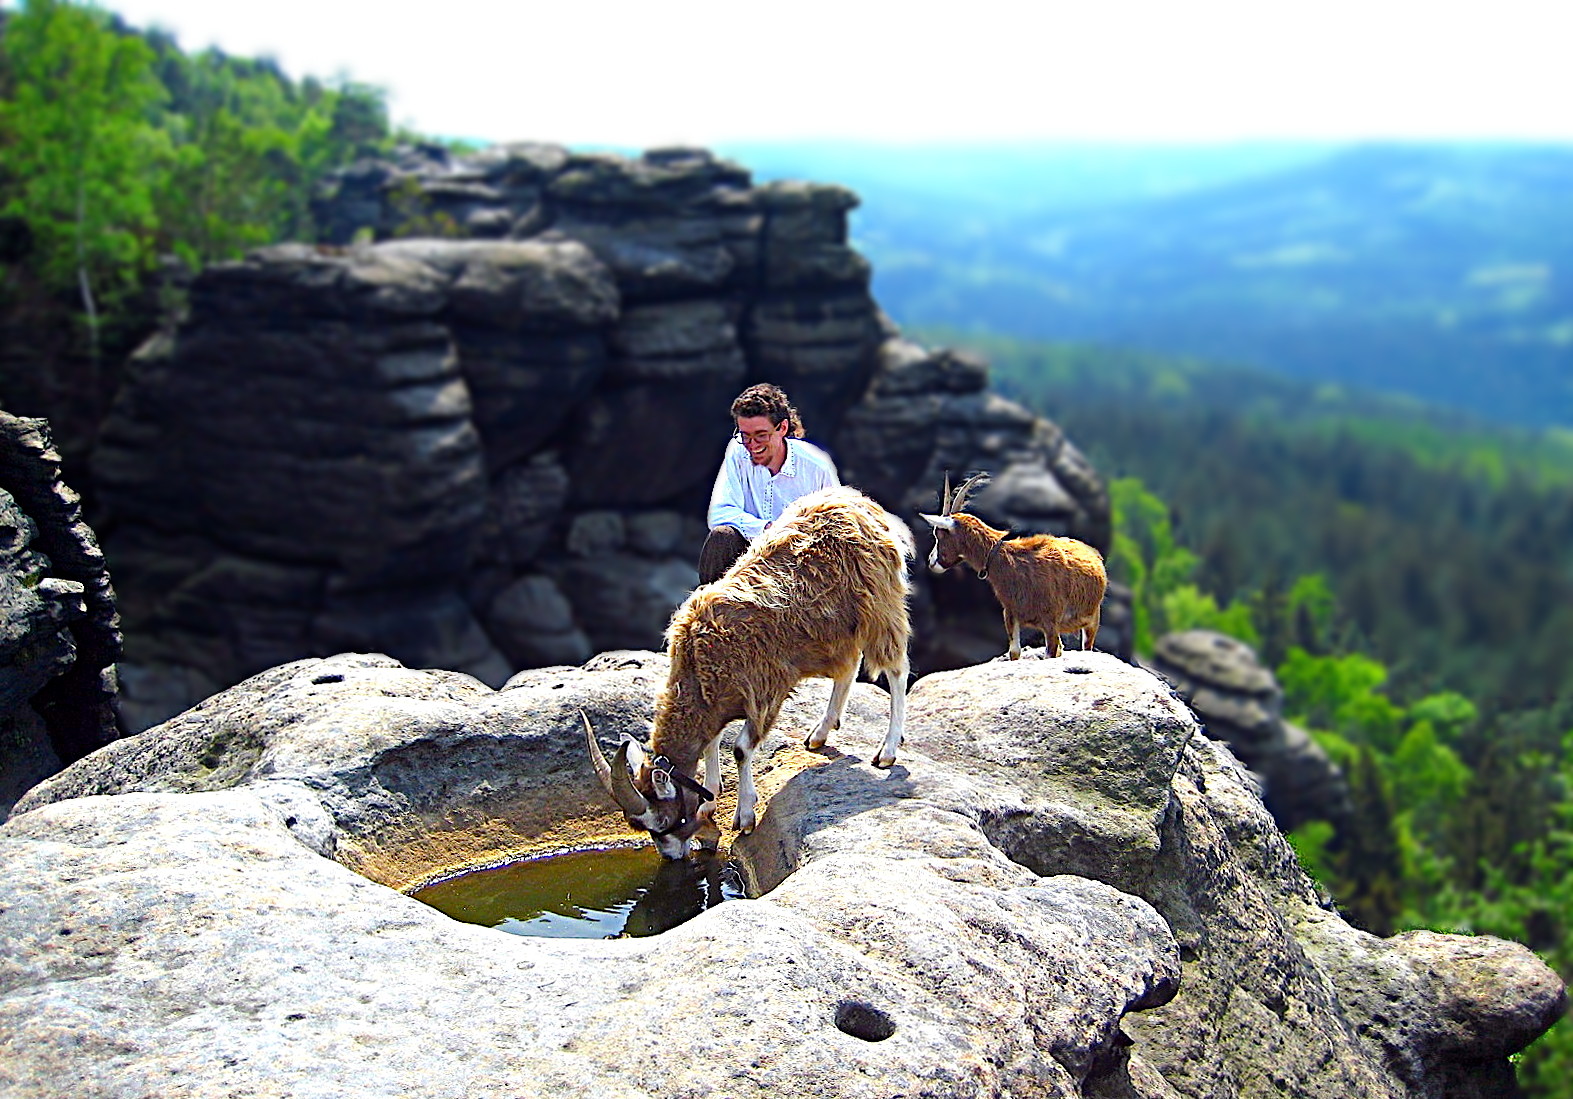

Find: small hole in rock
[834,1000,896,1042]
[312,674,344,685]
[1063,664,1093,674]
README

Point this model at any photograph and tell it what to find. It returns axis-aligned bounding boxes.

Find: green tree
[1109,477,1257,654]
[0,0,165,377]
[1331,746,1404,935]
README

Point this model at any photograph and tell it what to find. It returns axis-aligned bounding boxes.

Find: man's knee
[699,526,748,584]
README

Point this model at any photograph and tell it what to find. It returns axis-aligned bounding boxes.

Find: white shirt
[707,436,841,542]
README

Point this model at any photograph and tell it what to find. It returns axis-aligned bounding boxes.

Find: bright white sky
[89,0,1573,148]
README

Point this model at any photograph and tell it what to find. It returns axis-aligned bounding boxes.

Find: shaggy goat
[584,485,913,859]
[920,473,1106,659]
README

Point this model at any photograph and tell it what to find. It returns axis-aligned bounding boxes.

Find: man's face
[736,414,787,468]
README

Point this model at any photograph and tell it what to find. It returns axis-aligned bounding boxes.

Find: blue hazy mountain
[719,140,1573,430]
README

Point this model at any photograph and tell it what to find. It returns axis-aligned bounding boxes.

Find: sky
[79,0,1573,149]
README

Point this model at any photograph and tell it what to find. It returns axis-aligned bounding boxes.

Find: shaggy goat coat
[940,512,1106,657]
[656,486,913,775]
[584,485,913,858]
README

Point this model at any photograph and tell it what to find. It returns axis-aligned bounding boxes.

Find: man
[699,383,840,584]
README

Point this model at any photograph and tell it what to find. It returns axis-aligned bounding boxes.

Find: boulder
[3,650,1560,1098]
[1148,629,1352,833]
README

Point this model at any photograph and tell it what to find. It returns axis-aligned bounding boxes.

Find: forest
[1,0,1570,1092]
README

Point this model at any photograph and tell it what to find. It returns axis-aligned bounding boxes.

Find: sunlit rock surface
[4,651,1560,1098]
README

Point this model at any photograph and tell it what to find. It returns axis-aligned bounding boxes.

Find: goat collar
[652,754,716,802]
[978,531,1012,580]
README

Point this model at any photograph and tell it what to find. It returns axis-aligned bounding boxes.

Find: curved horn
[582,710,650,817]
[949,472,991,515]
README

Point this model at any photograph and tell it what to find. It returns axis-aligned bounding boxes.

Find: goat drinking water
[920,473,1107,660]
[584,485,914,859]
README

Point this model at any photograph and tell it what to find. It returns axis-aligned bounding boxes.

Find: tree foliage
[0,0,164,343]
[0,0,392,459]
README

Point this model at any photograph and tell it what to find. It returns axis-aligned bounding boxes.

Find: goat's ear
[919,513,955,531]
[621,735,649,770]
[650,767,678,801]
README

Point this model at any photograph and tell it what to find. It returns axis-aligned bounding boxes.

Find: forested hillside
[944,330,1573,1091]
[748,140,1573,430]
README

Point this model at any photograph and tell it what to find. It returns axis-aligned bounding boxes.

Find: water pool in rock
[410,846,748,938]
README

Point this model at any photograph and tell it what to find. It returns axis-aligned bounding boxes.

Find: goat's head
[582,712,714,860]
[919,472,989,574]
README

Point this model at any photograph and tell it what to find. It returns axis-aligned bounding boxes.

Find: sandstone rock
[485,573,592,669]
[491,451,570,567]
[566,298,746,506]
[377,238,619,471]
[1149,629,1352,833]
[0,411,120,814]
[3,651,1559,1098]
[95,143,1116,732]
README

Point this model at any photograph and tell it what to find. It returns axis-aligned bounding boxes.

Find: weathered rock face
[4,651,1560,1098]
[1148,629,1352,834]
[96,144,1124,733]
[0,410,120,816]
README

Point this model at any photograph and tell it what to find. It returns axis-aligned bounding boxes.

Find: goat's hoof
[872,754,895,770]
[732,814,756,834]
[804,733,829,751]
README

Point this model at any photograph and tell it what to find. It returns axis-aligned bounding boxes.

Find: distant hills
[721,140,1573,430]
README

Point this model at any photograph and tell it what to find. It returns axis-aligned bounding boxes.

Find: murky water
[410,846,749,938]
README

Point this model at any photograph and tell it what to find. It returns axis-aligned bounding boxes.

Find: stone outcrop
[1148,629,1352,833]
[4,650,1561,1097]
[95,144,1123,733]
[0,409,120,816]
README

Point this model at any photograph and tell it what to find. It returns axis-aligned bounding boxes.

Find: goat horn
[581,710,650,817]
[940,470,953,515]
[951,471,991,515]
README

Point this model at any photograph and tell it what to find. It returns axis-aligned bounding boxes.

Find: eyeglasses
[736,424,785,445]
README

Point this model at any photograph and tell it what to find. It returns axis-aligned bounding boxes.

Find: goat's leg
[731,708,779,834]
[872,660,909,769]
[807,663,859,750]
[692,737,724,852]
[703,736,723,803]
[1004,610,1023,660]
[1083,605,1102,654]
[1046,627,1064,657]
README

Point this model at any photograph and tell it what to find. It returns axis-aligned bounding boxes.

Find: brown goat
[920,473,1107,659]
[585,486,913,859]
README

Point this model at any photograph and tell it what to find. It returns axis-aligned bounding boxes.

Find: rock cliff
[4,649,1561,1097]
[94,144,1118,733]
[0,409,120,816]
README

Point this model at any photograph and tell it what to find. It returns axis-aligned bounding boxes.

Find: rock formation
[4,649,1561,1097]
[0,409,120,816]
[1148,629,1352,833]
[94,144,1121,733]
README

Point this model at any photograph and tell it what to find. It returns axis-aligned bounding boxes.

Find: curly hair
[730,383,804,438]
